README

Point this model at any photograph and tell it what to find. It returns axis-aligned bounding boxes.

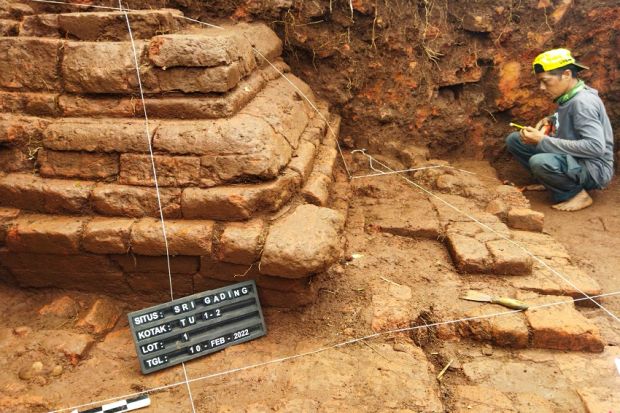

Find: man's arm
[536,102,605,159]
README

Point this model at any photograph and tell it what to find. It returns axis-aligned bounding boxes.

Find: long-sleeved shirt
[536,85,614,188]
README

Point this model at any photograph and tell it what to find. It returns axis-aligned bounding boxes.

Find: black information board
[127,280,267,374]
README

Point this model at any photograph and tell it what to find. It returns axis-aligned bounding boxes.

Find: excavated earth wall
[0,5,348,307]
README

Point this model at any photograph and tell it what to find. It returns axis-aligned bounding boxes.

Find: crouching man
[506,48,614,211]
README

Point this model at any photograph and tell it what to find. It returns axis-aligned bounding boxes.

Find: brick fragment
[199,257,260,282]
[131,219,213,256]
[141,63,249,94]
[233,23,283,67]
[119,154,200,187]
[182,172,299,220]
[288,140,317,183]
[0,173,94,214]
[525,295,604,352]
[82,217,134,254]
[0,19,18,36]
[0,92,59,116]
[258,285,318,307]
[44,119,152,153]
[111,254,199,274]
[20,13,59,37]
[302,172,331,207]
[38,149,119,179]
[464,306,529,348]
[6,214,88,254]
[507,207,544,232]
[76,298,121,335]
[92,184,181,218]
[0,38,61,91]
[217,219,265,265]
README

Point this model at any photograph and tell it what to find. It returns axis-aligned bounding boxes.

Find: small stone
[50,365,63,377]
[485,199,508,219]
[343,328,354,336]
[38,296,79,318]
[436,174,458,190]
[482,345,494,356]
[13,326,31,337]
[31,361,43,373]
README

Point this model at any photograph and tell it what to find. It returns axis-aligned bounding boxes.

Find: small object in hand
[460,290,529,310]
[509,122,526,130]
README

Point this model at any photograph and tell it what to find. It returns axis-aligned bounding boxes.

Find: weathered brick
[217,219,265,265]
[234,23,283,67]
[20,13,60,37]
[312,144,338,177]
[302,172,331,206]
[257,274,313,293]
[0,38,61,91]
[487,239,533,275]
[365,198,441,240]
[127,272,194,300]
[241,76,311,150]
[141,63,249,94]
[44,119,153,153]
[199,257,260,282]
[38,149,119,179]
[57,9,183,41]
[464,306,529,348]
[260,204,345,278]
[0,92,59,116]
[0,147,32,173]
[0,173,94,214]
[119,154,200,187]
[62,41,144,94]
[288,140,317,183]
[111,254,199,274]
[6,214,88,254]
[0,115,46,145]
[258,285,318,308]
[76,298,121,335]
[525,295,604,352]
[507,207,545,232]
[131,218,213,256]
[181,171,299,220]
[148,31,255,70]
[0,19,18,36]
[0,207,19,246]
[446,232,491,273]
[92,184,181,218]
[82,217,134,254]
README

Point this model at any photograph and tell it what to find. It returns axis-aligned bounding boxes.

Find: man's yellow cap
[532,48,589,73]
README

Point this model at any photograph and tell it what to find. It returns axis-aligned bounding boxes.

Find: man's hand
[535,117,549,130]
[520,126,545,145]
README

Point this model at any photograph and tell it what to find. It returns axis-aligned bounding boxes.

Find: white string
[350,165,445,179]
[354,150,620,322]
[47,289,620,413]
[120,3,196,413]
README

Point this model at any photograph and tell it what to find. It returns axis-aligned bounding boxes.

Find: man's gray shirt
[536,85,614,188]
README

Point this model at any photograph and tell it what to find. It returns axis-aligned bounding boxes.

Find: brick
[181,171,299,220]
[37,330,94,365]
[62,41,147,94]
[130,218,213,256]
[217,219,265,265]
[147,31,255,70]
[446,232,491,273]
[57,9,183,41]
[20,13,60,37]
[127,272,194,300]
[288,140,318,183]
[155,116,291,179]
[510,230,571,259]
[6,214,88,254]
[365,198,441,240]
[0,92,59,116]
[260,204,345,278]
[38,295,79,318]
[111,254,199,274]
[302,172,331,207]
[192,274,232,293]
[257,274,313,293]
[241,76,311,150]
[487,239,533,275]
[507,208,544,232]
[199,257,260,282]
[92,184,181,218]
[82,217,134,254]
[464,306,529,348]
[76,298,121,335]
[0,38,61,91]
[0,207,19,246]
[44,119,153,153]
[56,61,287,119]
[258,285,318,308]
[312,144,338,177]
[0,147,32,173]
[119,154,200,187]
[38,149,119,179]
[0,115,46,145]
[0,19,18,36]
[141,62,250,94]
[234,23,283,67]
[0,173,94,214]
[525,295,604,352]
[370,285,414,332]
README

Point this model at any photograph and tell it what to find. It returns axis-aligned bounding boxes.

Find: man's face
[537,70,572,100]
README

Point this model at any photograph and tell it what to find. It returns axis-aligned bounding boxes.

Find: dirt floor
[1,158,619,413]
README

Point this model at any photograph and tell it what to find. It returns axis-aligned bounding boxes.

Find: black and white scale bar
[71,394,150,413]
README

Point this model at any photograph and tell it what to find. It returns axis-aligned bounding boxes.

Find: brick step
[0,60,289,119]
[460,293,604,352]
[1,23,282,94]
[20,9,184,40]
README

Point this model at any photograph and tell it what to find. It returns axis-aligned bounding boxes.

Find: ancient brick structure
[0,7,345,307]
